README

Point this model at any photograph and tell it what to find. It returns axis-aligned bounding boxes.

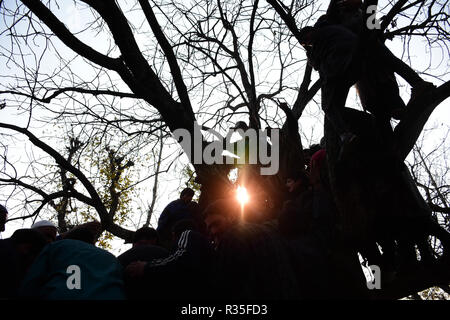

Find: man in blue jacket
[18,228,126,300]
[157,188,195,248]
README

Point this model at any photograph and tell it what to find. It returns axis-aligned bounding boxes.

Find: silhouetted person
[279,170,314,236]
[117,227,170,299]
[157,188,195,248]
[186,202,208,236]
[309,148,337,249]
[59,220,102,242]
[132,226,159,247]
[324,0,363,33]
[298,24,360,152]
[324,0,434,119]
[204,199,300,299]
[126,219,214,300]
[0,204,7,235]
[18,225,125,300]
[171,219,198,242]
[63,227,97,244]
[279,166,339,298]
[303,144,322,172]
[31,220,58,244]
[0,229,47,299]
[118,227,169,268]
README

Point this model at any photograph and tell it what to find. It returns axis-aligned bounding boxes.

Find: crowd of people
[0,140,343,300]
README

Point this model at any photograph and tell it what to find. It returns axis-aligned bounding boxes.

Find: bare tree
[0,0,449,298]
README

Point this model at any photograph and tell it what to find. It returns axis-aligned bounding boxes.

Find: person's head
[180,188,195,204]
[298,26,315,47]
[308,144,322,156]
[319,136,326,149]
[304,144,321,167]
[171,219,198,242]
[310,149,326,169]
[64,228,97,245]
[285,170,310,193]
[328,0,362,13]
[31,220,58,243]
[0,204,7,232]
[61,221,102,245]
[133,227,159,247]
[232,121,249,131]
[203,199,240,245]
[11,228,47,275]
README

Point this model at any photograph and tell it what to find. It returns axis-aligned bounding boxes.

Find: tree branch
[217,1,258,127]
[4,188,94,222]
[394,80,450,160]
[248,0,260,109]
[138,0,194,115]
[0,87,137,103]
[380,0,412,32]
[20,0,122,71]
[0,122,134,240]
[80,0,176,107]
[429,203,450,215]
[144,130,164,228]
[266,0,303,43]
[371,259,450,299]
[292,71,322,119]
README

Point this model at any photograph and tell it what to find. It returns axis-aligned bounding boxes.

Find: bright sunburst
[236,185,249,206]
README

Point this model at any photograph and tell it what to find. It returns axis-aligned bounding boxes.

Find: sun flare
[236,185,249,206]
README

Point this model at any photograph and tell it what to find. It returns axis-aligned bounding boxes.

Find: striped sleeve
[147,230,191,267]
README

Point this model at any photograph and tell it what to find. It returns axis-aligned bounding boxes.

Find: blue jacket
[19,239,125,300]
